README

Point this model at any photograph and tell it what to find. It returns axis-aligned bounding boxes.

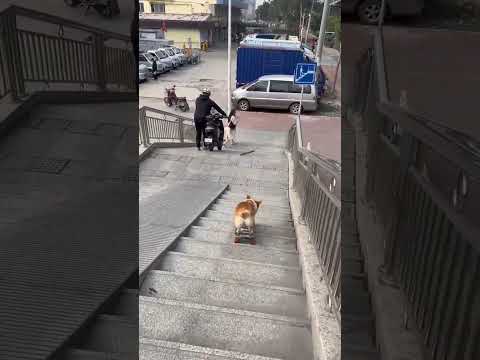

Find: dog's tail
[240,211,250,219]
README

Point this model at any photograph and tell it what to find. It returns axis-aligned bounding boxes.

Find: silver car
[170,46,188,64]
[139,52,166,76]
[232,75,318,114]
[161,47,181,68]
[139,64,149,83]
[148,48,174,71]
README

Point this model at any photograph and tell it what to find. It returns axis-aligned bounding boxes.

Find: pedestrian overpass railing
[288,125,342,320]
[355,27,480,360]
[0,5,135,101]
[139,106,195,146]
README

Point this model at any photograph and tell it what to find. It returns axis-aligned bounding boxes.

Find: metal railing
[288,125,342,319]
[0,5,135,101]
[139,106,195,146]
[358,27,480,360]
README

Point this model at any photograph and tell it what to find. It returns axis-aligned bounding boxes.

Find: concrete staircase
[57,277,139,359]
[139,189,314,360]
[342,235,379,359]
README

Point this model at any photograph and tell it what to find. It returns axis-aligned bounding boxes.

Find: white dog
[224,112,238,145]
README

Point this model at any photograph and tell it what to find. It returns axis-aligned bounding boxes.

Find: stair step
[196,217,296,236]
[175,237,299,267]
[79,315,137,354]
[140,338,283,360]
[343,244,363,260]
[107,289,138,319]
[157,251,304,290]
[211,204,292,218]
[220,194,289,207]
[141,271,308,319]
[186,226,297,250]
[343,258,364,274]
[205,209,293,224]
[139,297,313,360]
[61,349,131,360]
[342,325,376,349]
[342,282,372,317]
[213,200,291,213]
[342,344,380,360]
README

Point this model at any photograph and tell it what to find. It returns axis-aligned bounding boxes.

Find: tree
[256,0,340,44]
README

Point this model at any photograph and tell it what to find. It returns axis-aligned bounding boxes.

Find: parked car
[164,46,186,66]
[342,0,424,24]
[147,48,174,71]
[232,74,318,114]
[169,46,188,65]
[138,64,149,83]
[139,52,166,77]
[160,47,181,68]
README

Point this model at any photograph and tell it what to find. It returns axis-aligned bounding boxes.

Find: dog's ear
[246,194,251,199]
[255,200,262,207]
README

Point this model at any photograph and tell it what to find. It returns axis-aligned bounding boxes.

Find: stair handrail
[359,25,480,360]
[0,5,135,101]
[139,106,195,146]
[288,124,341,321]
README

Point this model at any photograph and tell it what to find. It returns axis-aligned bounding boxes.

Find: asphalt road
[343,23,480,137]
[139,44,235,115]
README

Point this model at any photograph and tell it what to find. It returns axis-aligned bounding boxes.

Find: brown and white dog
[234,195,262,244]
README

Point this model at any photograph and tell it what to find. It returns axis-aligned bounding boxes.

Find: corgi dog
[234,195,262,244]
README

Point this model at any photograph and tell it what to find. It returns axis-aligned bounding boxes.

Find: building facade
[241,0,256,21]
[139,0,247,49]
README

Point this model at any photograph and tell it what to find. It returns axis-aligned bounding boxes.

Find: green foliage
[256,1,340,42]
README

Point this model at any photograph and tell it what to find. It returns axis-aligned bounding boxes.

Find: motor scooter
[164,86,189,112]
[64,0,120,18]
[203,113,225,151]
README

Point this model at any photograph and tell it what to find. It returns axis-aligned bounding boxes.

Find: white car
[170,46,188,64]
[138,64,149,83]
[148,48,174,71]
[161,47,181,68]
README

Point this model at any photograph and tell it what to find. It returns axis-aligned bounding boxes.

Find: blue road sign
[294,63,317,85]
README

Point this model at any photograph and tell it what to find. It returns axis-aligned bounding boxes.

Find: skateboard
[234,227,256,245]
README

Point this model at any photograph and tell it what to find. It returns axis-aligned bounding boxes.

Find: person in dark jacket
[194,88,227,150]
[151,58,158,80]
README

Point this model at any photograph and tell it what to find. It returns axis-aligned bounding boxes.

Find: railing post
[94,34,106,91]
[380,132,416,286]
[178,119,184,143]
[2,8,25,99]
[139,108,150,146]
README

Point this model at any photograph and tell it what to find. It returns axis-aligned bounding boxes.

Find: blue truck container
[235,44,326,96]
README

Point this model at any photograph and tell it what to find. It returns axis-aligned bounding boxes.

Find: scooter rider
[193,88,227,150]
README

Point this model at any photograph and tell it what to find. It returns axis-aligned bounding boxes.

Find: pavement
[0,101,137,359]
[343,23,480,137]
[139,45,236,115]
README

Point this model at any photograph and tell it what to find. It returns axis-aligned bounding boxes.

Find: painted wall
[140,0,247,15]
[141,0,216,15]
[164,28,202,47]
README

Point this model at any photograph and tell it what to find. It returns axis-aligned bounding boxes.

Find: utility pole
[315,0,330,66]
[304,0,315,47]
[227,0,232,114]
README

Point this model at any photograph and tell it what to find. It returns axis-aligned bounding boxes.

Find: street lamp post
[227,0,232,115]
[315,0,330,66]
